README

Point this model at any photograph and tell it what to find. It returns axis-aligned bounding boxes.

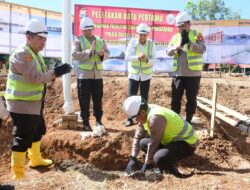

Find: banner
[74,5,179,72]
[1,2,250,67]
[10,4,29,51]
[0,1,62,58]
[0,2,10,53]
[192,20,250,64]
[30,8,46,55]
[46,11,62,57]
[30,8,46,24]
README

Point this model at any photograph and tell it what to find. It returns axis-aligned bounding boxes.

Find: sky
[4,0,250,19]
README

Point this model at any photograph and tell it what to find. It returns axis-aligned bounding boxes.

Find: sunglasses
[30,31,48,35]
[177,21,189,28]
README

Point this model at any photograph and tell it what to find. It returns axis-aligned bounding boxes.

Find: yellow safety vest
[78,35,104,71]
[130,39,153,75]
[143,104,198,145]
[170,30,203,71]
[5,45,46,101]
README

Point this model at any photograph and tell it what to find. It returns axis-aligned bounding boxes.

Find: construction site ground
[0,72,250,190]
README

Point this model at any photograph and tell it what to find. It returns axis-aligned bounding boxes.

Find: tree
[184,0,241,20]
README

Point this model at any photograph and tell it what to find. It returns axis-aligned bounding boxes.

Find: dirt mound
[0,119,13,165]
[0,77,12,168]
[42,130,132,170]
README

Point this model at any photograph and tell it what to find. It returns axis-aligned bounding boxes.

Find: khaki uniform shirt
[131,115,166,164]
[166,31,206,77]
[6,43,55,115]
[72,36,109,79]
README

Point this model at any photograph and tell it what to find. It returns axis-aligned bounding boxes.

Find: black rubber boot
[83,120,92,131]
[186,114,193,123]
[96,117,103,126]
[166,166,188,178]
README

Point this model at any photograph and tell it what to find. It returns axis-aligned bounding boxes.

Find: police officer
[5,19,71,180]
[72,17,109,131]
[166,12,206,123]
[123,96,198,177]
[125,23,156,127]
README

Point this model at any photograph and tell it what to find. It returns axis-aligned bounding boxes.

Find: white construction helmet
[123,96,142,117]
[175,12,191,26]
[136,23,150,34]
[80,17,94,30]
[24,19,48,38]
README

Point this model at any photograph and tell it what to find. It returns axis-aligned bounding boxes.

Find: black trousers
[140,138,195,170]
[171,76,201,116]
[10,112,46,152]
[77,79,103,123]
[128,79,151,102]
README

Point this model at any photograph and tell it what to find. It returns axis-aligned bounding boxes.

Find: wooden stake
[210,83,218,138]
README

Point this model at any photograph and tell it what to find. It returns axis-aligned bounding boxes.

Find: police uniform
[6,44,55,152]
[167,29,206,122]
[131,104,198,171]
[6,18,73,180]
[72,35,109,128]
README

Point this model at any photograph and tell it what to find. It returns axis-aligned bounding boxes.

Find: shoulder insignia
[23,53,33,63]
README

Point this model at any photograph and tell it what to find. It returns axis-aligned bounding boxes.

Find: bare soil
[0,72,250,190]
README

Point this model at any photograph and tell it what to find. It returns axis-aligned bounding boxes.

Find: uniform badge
[23,53,33,63]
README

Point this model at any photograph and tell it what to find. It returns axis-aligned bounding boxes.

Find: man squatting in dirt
[123,96,198,177]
